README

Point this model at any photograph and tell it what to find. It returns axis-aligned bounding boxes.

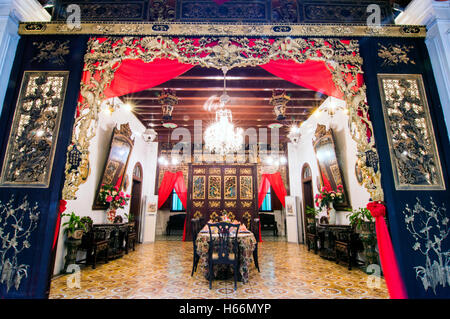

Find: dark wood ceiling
[121,66,327,143]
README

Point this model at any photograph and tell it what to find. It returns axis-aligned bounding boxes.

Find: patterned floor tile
[49,241,388,299]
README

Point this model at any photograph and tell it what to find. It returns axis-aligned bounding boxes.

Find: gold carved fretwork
[209,201,220,208]
[61,35,384,201]
[242,201,252,208]
[18,22,426,38]
[378,44,416,66]
[193,201,204,208]
[224,201,237,208]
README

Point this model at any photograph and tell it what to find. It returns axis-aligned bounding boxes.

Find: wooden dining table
[195,224,257,284]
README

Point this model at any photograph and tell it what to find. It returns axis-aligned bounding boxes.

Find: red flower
[106,196,113,203]
[126,194,131,198]
[119,191,124,196]
[121,201,126,206]
[115,196,120,201]
[315,202,319,207]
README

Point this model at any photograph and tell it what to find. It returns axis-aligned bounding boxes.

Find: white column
[0,0,50,114]
[396,0,450,137]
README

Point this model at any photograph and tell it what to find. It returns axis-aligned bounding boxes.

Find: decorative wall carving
[402,198,449,294]
[0,196,40,293]
[378,44,416,67]
[272,0,298,23]
[19,22,426,38]
[149,0,176,21]
[32,41,70,66]
[192,176,205,200]
[60,35,384,201]
[178,0,268,22]
[378,74,445,190]
[55,2,146,21]
[0,71,69,188]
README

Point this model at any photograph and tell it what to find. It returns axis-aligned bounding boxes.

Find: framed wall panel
[0,71,69,188]
[377,74,445,191]
[192,175,205,199]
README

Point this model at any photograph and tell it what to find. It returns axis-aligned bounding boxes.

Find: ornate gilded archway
[62,35,384,202]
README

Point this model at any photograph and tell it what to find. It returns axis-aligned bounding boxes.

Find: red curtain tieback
[367,201,386,218]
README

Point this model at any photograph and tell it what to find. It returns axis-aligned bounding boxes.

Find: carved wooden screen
[187,164,257,239]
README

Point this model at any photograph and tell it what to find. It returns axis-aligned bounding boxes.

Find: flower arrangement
[314,184,344,209]
[98,184,131,210]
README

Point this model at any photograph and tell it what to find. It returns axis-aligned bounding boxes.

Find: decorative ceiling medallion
[18,22,427,38]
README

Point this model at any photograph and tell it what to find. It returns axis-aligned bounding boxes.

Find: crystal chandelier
[204,108,244,155]
[203,68,244,155]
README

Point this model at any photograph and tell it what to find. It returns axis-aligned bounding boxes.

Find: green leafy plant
[124,213,134,222]
[347,207,374,230]
[62,212,88,235]
[305,205,318,217]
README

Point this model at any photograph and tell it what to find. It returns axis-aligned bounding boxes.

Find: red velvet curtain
[260,59,344,99]
[257,173,288,242]
[157,171,189,241]
[366,202,407,299]
[104,59,194,98]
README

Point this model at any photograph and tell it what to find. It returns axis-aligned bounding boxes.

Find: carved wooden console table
[316,224,363,270]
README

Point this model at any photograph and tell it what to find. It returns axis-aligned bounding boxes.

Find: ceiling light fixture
[204,68,244,155]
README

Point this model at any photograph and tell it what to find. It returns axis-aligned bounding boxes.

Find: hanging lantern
[270,89,290,121]
[159,89,178,121]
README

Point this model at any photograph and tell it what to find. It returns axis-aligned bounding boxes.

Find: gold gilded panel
[242,201,252,208]
[209,168,221,175]
[192,175,206,200]
[224,168,236,175]
[224,201,236,208]
[0,71,69,188]
[209,201,220,208]
[224,176,237,200]
[193,201,204,208]
[240,176,253,200]
[377,74,445,190]
[193,168,205,174]
[208,175,221,199]
[240,168,252,175]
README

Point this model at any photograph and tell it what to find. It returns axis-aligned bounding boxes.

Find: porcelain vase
[328,202,336,224]
[106,208,116,223]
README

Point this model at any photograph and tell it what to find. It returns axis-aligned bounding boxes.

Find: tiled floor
[49,241,388,299]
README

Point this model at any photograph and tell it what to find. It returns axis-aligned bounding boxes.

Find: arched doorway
[301,163,314,243]
[130,162,143,242]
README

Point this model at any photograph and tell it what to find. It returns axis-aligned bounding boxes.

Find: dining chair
[207,222,240,290]
[251,218,261,272]
[191,218,203,276]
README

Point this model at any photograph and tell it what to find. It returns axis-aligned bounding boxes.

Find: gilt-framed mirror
[92,123,134,210]
[312,124,350,209]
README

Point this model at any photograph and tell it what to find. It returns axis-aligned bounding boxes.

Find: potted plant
[347,207,375,233]
[347,207,378,268]
[61,212,90,273]
[62,212,88,239]
[305,205,318,225]
[125,212,134,226]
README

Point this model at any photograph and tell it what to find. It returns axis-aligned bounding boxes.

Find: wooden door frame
[301,163,313,243]
[131,162,143,240]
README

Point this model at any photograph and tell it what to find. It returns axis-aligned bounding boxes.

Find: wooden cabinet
[316,224,363,270]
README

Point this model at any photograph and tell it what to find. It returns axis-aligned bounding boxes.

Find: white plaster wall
[396,0,450,137]
[287,97,371,235]
[53,99,158,275]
